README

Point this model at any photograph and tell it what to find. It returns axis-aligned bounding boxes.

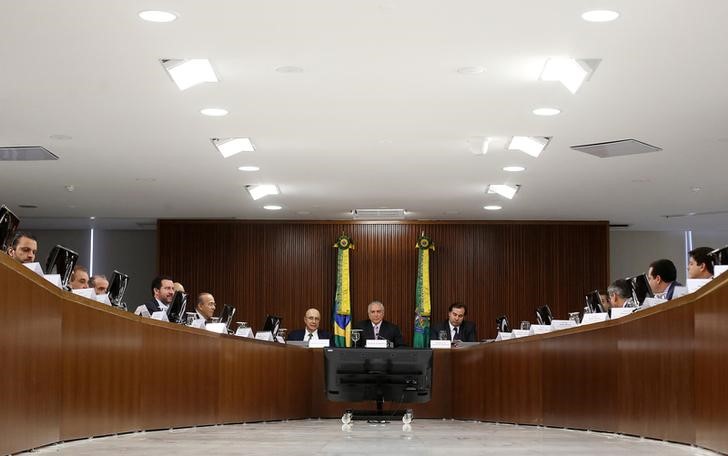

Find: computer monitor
[0,205,20,252]
[535,304,553,325]
[262,315,282,337]
[710,245,728,266]
[218,304,236,330]
[166,291,188,324]
[324,348,432,404]
[107,270,129,309]
[629,273,654,305]
[585,290,605,313]
[496,315,510,333]
[44,245,79,289]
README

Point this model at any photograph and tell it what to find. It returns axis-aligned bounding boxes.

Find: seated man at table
[195,292,216,323]
[430,302,477,342]
[607,279,634,308]
[355,300,404,347]
[647,259,682,300]
[69,265,90,289]
[6,232,38,264]
[135,275,175,315]
[288,308,331,342]
[688,246,714,279]
[89,274,109,295]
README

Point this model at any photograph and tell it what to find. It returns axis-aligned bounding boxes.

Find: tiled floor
[26,419,718,456]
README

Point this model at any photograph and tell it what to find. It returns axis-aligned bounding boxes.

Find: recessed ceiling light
[457,66,486,75]
[246,184,280,201]
[582,10,619,22]
[161,59,218,91]
[275,66,304,73]
[486,184,520,200]
[200,108,228,117]
[503,166,526,172]
[263,205,282,211]
[138,10,178,23]
[238,165,260,172]
[508,136,551,158]
[540,58,590,94]
[211,137,255,158]
[532,107,561,116]
[483,205,502,211]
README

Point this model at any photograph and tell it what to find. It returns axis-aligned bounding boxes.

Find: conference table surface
[2,253,727,455]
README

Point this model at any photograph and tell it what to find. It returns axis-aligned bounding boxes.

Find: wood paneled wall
[158,221,609,342]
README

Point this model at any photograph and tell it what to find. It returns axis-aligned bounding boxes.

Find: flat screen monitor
[585,290,605,313]
[107,270,129,309]
[262,315,282,337]
[710,245,728,266]
[218,304,236,330]
[535,304,553,325]
[324,348,432,404]
[44,245,79,288]
[629,274,654,305]
[496,315,510,333]
[0,205,20,252]
[166,291,187,324]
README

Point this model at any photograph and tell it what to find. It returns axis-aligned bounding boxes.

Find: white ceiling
[2,0,728,231]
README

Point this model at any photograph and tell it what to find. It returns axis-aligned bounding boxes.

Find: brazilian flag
[333,234,354,347]
[413,233,435,348]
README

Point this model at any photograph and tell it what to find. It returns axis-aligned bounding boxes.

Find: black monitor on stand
[535,305,553,325]
[710,246,728,266]
[0,205,20,252]
[218,304,236,332]
[45,245,79,289]
[107,270,129,309]
[324,348,432,423]
[166,291,188,324]
[496,315,510,333]
[628,274,654,306]
[585,290,605,313]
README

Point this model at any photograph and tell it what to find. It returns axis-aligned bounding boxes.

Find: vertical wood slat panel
[157,221,608,344]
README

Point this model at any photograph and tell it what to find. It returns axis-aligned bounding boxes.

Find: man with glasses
[288,308,331,342]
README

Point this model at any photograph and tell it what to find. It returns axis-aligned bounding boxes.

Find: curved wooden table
[2,253,727,454]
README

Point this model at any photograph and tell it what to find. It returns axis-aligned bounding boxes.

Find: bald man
[195,293,216,323]
[288,308,332,342]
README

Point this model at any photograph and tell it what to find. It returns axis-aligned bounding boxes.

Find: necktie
[307,333,313,341]
[374,325,380,338]
[453,326,460,341]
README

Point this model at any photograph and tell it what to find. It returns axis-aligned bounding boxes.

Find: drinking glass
[351,330,361,347]
[185,312,197,326]
[568,312,581,324]
[520,321,531,330]
[438,330,448,341]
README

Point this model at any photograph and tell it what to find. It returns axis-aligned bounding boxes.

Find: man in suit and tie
[288,308,331,342]
[647,259,683,300]
[355,300,404,348]
[430,302,477,342]
[135,275,175,316]
[6,232,38,264]
[195,292,216,323]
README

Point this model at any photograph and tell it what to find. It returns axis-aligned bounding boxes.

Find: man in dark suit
[430,302,477,342]
[134,275,175,316]
[288,308,331,342]
[355,300,404,348]
[647,259,683,300]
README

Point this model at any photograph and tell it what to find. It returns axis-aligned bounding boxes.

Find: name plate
[235,327,254,338]
[23,262,44,276]
[189,319,206,329]
[580,312,608,325]
[309,339,330,348]
[43,274,62,288]
[205,322,227,334]
[672,286,689,299]
[715,265,728,277]
[529,324,551,335]
[95,293,112,306]
[550,320,577,331]
[255,331,274,341]
[610,307,635,319]
[151,311,169,322]
[134,305,151,317]
[495,332,513,341]
[687,278,711,293]
[365,339,388,348]
[642,297,667,308]
[512,329,531,338]
[72,288,97,299]
[430,340,452,349]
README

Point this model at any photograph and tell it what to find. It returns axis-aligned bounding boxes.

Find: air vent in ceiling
[0,146,59,161]
[352,209,406,220]
[570,139,661,158]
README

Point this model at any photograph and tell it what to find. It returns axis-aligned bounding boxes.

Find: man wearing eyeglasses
[288,308,331,342]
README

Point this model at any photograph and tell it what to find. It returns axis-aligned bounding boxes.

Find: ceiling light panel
[532,107,561,116]
[582,10,619,22]
[200,108,228,117]
[139,10,178,22]
[161,59,218,91]
[508,136,550,158]
[483,205,502,211]
[487,184,520,200]
[211,137,255,158]
[238,166,260,172]
[246,184,280,201]
[540,58,589,94]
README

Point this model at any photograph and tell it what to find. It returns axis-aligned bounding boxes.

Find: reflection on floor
[26,419,718,456]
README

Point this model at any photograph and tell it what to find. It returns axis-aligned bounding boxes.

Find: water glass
[438,330,448,341]
[520,321,531,331]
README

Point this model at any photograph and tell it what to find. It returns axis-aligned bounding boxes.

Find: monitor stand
[345,393,409,424]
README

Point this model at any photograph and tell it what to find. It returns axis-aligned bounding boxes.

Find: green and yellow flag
[413,233,435,348]
[333,234,354,348]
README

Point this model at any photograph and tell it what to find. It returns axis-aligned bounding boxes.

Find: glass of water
[351,330,361,347]
[438,330,448,341]
[185,312,197,326]
[520,321,531,330]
